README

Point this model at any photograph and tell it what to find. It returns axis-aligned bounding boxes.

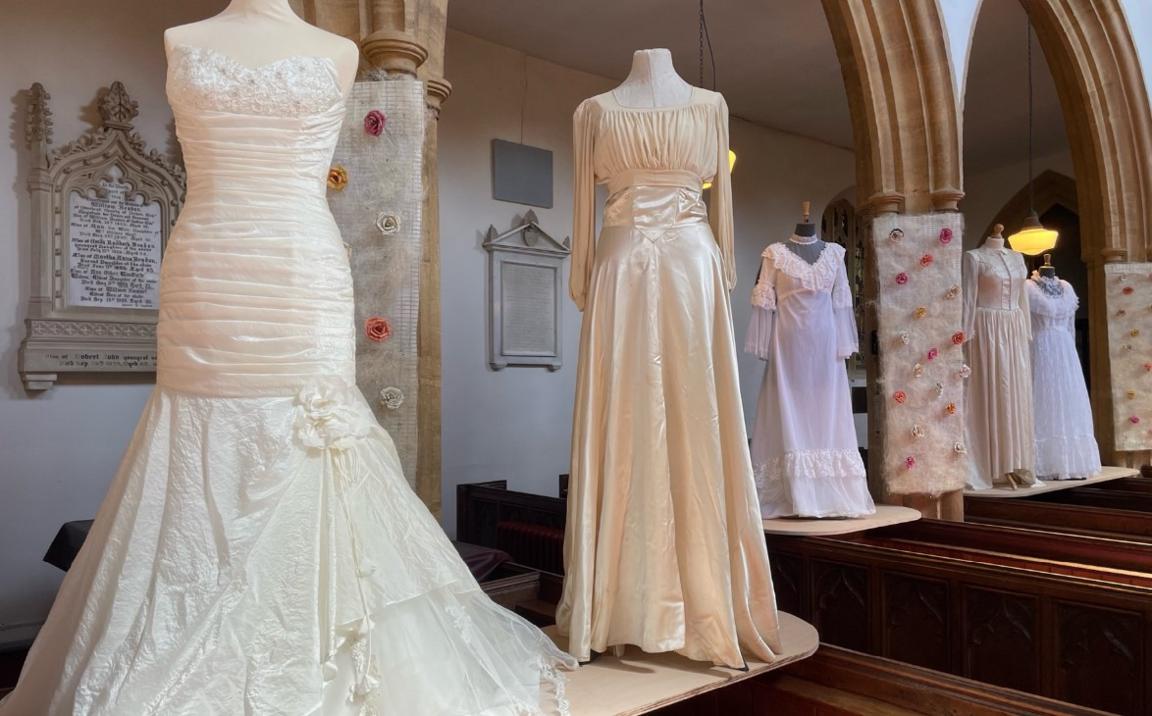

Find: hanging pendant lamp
[699,0,735,190]
[1008,15,1058,255]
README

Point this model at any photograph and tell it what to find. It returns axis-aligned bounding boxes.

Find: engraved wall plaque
[483,211,570,370]
[19,82,185,390]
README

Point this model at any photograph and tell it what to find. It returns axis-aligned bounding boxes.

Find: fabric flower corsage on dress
[293,383,369,451]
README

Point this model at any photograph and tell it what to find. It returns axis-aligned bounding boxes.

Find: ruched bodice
[159,45,354,397]
[569,87,735,310]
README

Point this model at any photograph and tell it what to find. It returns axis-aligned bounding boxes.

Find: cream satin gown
[962,245,1038,490]
[0,45,575,716]
[557,88,782,668]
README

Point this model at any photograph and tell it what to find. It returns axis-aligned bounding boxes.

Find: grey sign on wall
[492,139,553,208]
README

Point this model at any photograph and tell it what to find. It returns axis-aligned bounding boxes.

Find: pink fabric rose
[904,456,916,470]
[952,331,965,345]
[895,272,909,286]
[364,109,386,137]
[920,254,934,268]
[939,227,953,245]
[893,390,907,405]
[365,316,392,343]
[1130,415,1142,425]
[927,347,939,361]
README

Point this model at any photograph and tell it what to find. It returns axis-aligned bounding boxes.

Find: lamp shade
[1008,211,1058,255]
[703,149,737,190]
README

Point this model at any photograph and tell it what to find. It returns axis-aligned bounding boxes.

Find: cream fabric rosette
[293,382,372,451]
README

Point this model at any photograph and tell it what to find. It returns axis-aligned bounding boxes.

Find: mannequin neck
[613,49,694,108]
[222,0,297,19]
[984,236,1005,250]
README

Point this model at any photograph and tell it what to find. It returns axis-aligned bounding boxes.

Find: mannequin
[164,0,360,93]
[611,48,695,108]
[787,200,826,265]
[962,223,1037,490]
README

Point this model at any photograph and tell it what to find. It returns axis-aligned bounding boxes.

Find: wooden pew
[455,481,1152,715]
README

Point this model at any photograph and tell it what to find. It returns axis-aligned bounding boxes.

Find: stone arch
[1015,0,1152,465]
[820,0,963,215]
[984,169,1078,240]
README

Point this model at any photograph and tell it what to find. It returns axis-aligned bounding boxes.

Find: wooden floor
[547,612,818,715]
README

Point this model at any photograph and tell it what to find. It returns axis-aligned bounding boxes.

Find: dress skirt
[556,186,781,669]
[965,306,1037,489]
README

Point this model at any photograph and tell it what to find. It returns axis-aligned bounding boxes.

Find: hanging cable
[1027,14,1035,213]
[698,0,717,89]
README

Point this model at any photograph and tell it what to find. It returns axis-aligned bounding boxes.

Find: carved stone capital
[861,192,905,217]
[424,76,452,115]
[930,188,965,213]
[1102,248,1129,264]
[361,29,428,76]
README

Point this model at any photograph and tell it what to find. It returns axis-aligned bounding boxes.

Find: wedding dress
[0,45,574,716]
[1027,276,1101,480]
[745,240,874,518]
[557,88,782,668]
[962,243,1037,489]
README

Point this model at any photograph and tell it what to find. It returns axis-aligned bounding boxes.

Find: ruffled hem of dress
[1035,434,1102,481]
[755,449,875,519]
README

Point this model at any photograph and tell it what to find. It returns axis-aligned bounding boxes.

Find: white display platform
[964,465,1140,499]
[761,504,921,536]
[547,612,818,716]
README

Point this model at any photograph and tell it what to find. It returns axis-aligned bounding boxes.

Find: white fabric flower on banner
[293,383,370,451]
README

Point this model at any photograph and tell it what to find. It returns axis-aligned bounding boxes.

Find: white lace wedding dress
[0,45,574,716]
[745,240,873,518]
[1027,276,1101,480]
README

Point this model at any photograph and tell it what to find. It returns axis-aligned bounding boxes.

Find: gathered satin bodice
[569,87,736,311]
[159,45,355,397]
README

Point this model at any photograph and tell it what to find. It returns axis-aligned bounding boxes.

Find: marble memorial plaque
[67,176,163,310]
[501,262,557,355]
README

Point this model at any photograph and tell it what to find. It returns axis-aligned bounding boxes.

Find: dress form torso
[611,48,695,108]
[164,0,359,93]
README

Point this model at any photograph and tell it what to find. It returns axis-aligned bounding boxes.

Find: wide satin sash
[158,103,355,398]
[603,184,708,230]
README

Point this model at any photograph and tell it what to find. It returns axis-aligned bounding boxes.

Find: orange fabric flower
[365,316,392,343]
[893,390,907,405]
[327,165,349,191]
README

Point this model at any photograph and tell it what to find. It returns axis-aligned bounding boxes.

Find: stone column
[302,0,451,516]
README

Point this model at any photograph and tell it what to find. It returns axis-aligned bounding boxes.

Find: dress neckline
[170,43,339,74]
[603,86,700,112]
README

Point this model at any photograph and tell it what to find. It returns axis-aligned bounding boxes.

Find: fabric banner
[328,78,426,487]
[1104,262,1152,453]
[873,213,969,495]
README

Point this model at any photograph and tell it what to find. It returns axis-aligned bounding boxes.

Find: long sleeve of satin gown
[570,99,597,311]
[962,251,978,343]
[709,95,736,290]
[832,248,859,359]
[745,254,776,360]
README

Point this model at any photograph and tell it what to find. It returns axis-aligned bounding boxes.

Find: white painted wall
[943,0,1152,118]
[437,30,856,534]
[0,0,226,641]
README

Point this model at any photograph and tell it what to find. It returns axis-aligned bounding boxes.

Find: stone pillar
[303,0,451,516]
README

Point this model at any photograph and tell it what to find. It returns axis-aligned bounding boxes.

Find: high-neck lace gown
[0,45,574,716]
[1026,277,1101,480]
[557,88,782,669]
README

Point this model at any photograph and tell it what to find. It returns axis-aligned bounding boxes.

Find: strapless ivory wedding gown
[0,45,574,716]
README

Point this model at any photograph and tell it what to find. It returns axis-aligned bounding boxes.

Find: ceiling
[448,0,1069,174]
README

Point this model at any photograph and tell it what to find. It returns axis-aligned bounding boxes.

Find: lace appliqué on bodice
[768,242,843,294]
[166,45,344,117]
[1027,278,1078,318]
